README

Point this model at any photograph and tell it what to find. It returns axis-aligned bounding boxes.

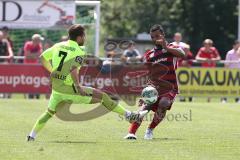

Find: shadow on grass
[153,137,184,141]
[49,140,97,144]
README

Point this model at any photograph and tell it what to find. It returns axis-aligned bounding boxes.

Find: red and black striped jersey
[143,44,179,95]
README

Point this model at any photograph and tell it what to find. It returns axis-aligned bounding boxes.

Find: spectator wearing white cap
[23,34,44,99]
[23,34,44,64]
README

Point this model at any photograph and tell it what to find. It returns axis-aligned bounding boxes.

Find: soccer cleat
[124,133,137,140]
[26,135,35,142]
[125,110,148,123]
[144,128,153,140]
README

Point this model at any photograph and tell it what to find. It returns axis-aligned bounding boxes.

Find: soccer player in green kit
[27,24,147,141]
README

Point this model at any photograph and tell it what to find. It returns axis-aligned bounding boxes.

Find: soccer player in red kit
[124,24,185,140]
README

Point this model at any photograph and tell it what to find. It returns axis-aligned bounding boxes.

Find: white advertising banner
[0,0,76,29]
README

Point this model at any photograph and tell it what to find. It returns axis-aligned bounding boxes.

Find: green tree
[101,0,238,57]
[179,0,238,57]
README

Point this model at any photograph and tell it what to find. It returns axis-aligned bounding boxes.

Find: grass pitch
[0,99,240,160]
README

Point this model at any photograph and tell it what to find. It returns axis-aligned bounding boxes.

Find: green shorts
[48,87,93,112]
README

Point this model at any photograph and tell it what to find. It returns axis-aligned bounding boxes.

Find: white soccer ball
[141,86,158,105]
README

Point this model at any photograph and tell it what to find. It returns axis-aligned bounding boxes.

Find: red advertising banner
[79,65,148,94]
[0,64,50,93]
[2,64,239,97]
[0,64,148,94]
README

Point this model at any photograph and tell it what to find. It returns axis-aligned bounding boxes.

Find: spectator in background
[24,34,44,64]
[172,32,193,67]
[225,40,240,68]
[24,34,44,99]
[43,39,53,99]
[172,32,187,49]
[101,51,122,74]
[1,26,13,49]
[172,32,194,102]
[0,31,13,63]
[196,39,221,67]
[2,26,14,63]
[223,40,240,103]
[0,31,13,99]
[196,39,221,102]
[121,41,142,64]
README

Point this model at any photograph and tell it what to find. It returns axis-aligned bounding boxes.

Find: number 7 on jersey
[57,51,67,71]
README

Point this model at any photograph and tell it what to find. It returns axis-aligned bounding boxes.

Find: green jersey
[41,40,86,94]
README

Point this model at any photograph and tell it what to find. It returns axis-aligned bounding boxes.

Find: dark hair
[128,40,135,47]
[150,24,164,34]
[234,40,240,45]
[2,26,9,31]
[68,24,85,41]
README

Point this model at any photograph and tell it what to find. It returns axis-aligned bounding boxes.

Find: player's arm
[70,51,88,95]
[211,55,221,61]
[40,56,53,73]
[39,47,54,73]
[164,46,185,58]
[70,66,87,96]
[156,37,185,58]
[195,49,208,61]
[211,48,221,61]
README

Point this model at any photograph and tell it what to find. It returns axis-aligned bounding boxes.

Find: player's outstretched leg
[144,109,166,140]
[124,101,146,140]
[124,120,144,140]
[90,89,148,123]
[27,109,55,141]
[144,97,170,140]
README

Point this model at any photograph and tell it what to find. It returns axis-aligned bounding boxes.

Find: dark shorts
[139,91,177,112]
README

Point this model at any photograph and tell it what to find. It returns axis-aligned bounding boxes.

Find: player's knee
[158,97,171,110]
[47,109,55,116]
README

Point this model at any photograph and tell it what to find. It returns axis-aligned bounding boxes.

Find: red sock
[149,120,159,129]
[149,110,166,129]
[129,122,141,134]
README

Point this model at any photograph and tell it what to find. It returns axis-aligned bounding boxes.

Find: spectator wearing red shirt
[195,39,221,67]
[23,34,44,99]
[24,34,44,64]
